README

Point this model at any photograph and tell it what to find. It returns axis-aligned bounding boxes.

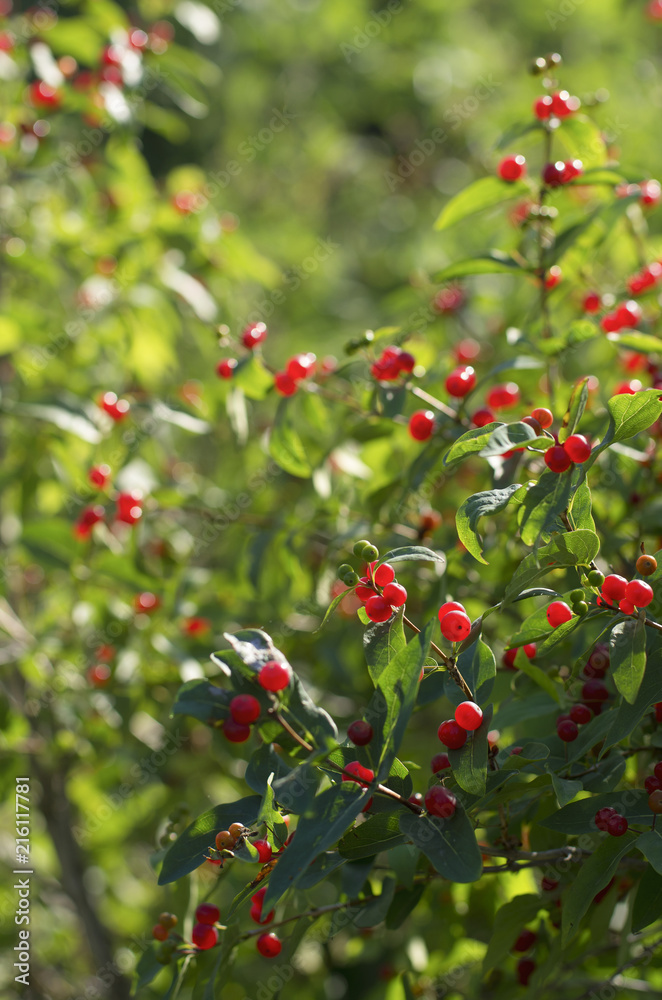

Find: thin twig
[402,614,473,699]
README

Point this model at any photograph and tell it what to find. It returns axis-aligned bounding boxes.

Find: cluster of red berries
[544,432,592,473]
[99,391,130,422]
[643,761,662,816]
[627,261,662,296]
[594,807,628,837]
[438,700,483,751]
[533,88,580,120]
[273,353,317,397]
[601,300,642,333]
[437,600,472,642]
[222,693,263,743]
[339,541,409,623]
[542,159,583,188]
[370,345,416,382]
[598,573,654,615]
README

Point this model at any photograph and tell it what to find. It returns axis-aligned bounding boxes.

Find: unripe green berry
[342,570,359,586]
[530,56,547,75]
[573,601,589,616]
[570,588,585,603]
[588,570,605,587]
[338,563,353,578]
[362,544,379,561]
[353,540,371,557]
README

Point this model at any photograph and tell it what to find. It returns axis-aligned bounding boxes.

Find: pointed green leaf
[158,796,261,884]
[338,811,407,860]
[443,423,503,467]
[482,895,542,973]
[562,832,637,944]
[559,377,590,444]
[632,867,662,932]
[399,806,482,883]
[433,251,526,283]
[603,388,662,446]
[434,177,529,231]
[610,617,647,704]
[636,830,662,875]
[456,484,523,563]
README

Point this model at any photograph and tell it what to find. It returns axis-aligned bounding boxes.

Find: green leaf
[632,867,662,932]
[541,789,651,834]
[434,251,526,283]
[456,484,523,563]
[315,588,352,632]
[603,388,662,446]
[636,830,662,875]
[434,176,529,230]
[158,796,261,884]
[261,782,371,909]
[482,895,542,974]
[399,807,482,883]
[550,772,583,808]
[610,617,647,704]
[171,680,230,724]
[611,331,662,353]
[569,479,595,532]
[244,743,293,794]
[559,377,590,444]
[495,120,543,150]
[602,654,662,753]
[503,529,600,605]
[562,832,637,944]
[353,876,397,927]
[448,704,493,796]
[455,638,496,703]
[134,944,165,989]
[363,606,407,684]
[377,545,446,568]
[443,423,503,467]
[13,402,102,443]
[512,646,563,704]
[232,355,274,400]
[269,399,312,478]
[338,812,407,860]
[385,883,426,930]
[479,422,551,457]
[517,469,577,549]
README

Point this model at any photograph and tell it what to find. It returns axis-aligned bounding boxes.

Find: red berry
[602,575,628,601]
[223,718,251,743]
[437,719,468,750]
[274,371,298,397]
[545,445,572,474]
[522,415,542,435]
[100,391,130,421]
[654,762,662,782]
[152,924,168,941]
[217,358,238,379]
[439,610,472,642]
[607,814,628,837]
[545,265,563,290]
[398,351,416,374]
[645,776,662,794]
[116,491,143,525]
[431,752,450,773]
[30,80,61,108]
[542,161,566,188]
[253,839,273,863]
[550,90,580,117]
[242,322,267,349]
[615,300,642,329]
[625,579,654,608]
[546,601,573,628]
[195,903,220,925]
[569,704,592,725]
[541,876,558,892]
[454,701,483,731]
[531,407,554,429]
[486,382,519,410]
[563,434,591,463]
[649,790,662,814]
[257,932,282,958]
[619,598,636,615]
[595,806,617,831]
[445,365,476,398]
[656,703,662,724]
[287,353,316,380]
[641,179,661,207]
[585,645,610,677]
[74,504,105,539]
[192,923,218,949]
[533,95,553,119]
[355,576,377,602]
[438,601,466,623]
[454,338,480,362]
[471,407,495,427]
[88,464,111,489]
[342,761,374,787]
[230,694,261,725]
[583,292,601,313]
[517,958,536,986]
[513,929,537,952]
[87,664,111,687]
[503,643,536,668]
[557,719,579,742]
[258,661,292,692]
[373,563,395,587]
[382,582,407,606]
[250,902,274,924]
[498,155,526,182]
[408,410,435,441]
[424,785,457,818]
[348,720,374,746]
[432,286,465,313]
[561,159,583,182]
[582,679,609,705]
[365,594,393,622]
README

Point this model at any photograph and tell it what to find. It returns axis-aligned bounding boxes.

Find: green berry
[338,563,353,578]
[353,540,371,557]
[342,570,359,586]
[587,570,605,587]
[570,588,585,603]
[362,544,379,561]
[573,601,589,616]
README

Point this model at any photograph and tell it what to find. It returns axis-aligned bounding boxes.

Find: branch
[402,614,473,699]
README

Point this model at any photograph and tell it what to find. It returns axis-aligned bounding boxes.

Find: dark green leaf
[269,399,312,478]
[602,653,662,754]
[541,789,650,834]
[517,468,577,549]
[482,895,542,973]
[632,867,662,932]
[385,883,426,930]
[363,606,407,684]
[503,529,600,605]
[338,811,407,860]
[602,388,662,446]
[479,422,548,457]
[378,545,446,568]
[399,808,482,883]
[171,680,230,724]
[353,876,397,927]
[158,796,261,884]
[455,638,496,703]
[456,484,523,563]
[636,830,662,875]
[562,832,637,944]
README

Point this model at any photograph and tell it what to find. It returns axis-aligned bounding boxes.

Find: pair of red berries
[627,262,662,296]
[544,433,592,473]
[274,353,317,397]
[556,702,594,743]
[542,159,583,188]
[357,562,408,622]
[242,322,268,349]
[99,391,130,421]
[437,701,484,750]
[191,903,221,950]
[502,643,536,669]
[595,807,628,837]
[371,345,416,382]
[533,90,581,120]
[438,600,472,642]
[601,300,642,333]
[222,694,262,743]
[600,574,654,614]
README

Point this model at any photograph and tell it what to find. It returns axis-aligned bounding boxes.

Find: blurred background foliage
[1,0,662,997]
